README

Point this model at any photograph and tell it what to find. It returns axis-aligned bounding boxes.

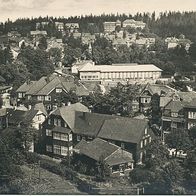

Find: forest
[1,11,196,42]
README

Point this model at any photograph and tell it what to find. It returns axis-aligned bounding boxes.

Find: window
[149,137,152,143]
[61,134,68,141]
[188,111,196,119]
[53,145,61,155]
[57,119,61,126]
[140,140,143,148]
[54,118,58,126]
[37,115,41,121]
[61,146,68,156]
[53,133,61,140]
[69,134,73,141]
[47,105,51,110]
[171,122,177,129]
[45,95,51,101]
[38,96,44,101]
[46,129,52,136]
[46,145,52,152]
[18,93,23,98]
[171,112,178,117]
[77,135,81,141]
[144,128,147,135]
[144,139,147,146]
[48,118,51,125]
[64,122,67,128]
[56,88,62,93]
[121,142,125,149]
[27,95,31,100]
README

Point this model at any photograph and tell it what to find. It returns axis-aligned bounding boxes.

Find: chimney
[45,76,50,83]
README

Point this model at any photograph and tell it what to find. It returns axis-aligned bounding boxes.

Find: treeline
[1,11,196,41]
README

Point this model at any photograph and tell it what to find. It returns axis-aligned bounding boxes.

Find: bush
[25,152,40,164]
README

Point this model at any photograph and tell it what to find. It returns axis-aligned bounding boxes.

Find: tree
[17,46,54,80]
[38,36,47,50]
[165,129,193,156]
[49,47,62,66]
[96,156,111,181]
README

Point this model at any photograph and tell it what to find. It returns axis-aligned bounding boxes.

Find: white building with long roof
[79,63,162,81]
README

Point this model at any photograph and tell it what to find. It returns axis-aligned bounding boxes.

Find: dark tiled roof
[105,148,133,166]
[74,112,115,137]
[98,118,148,143]
[8,110,26,125]
[164,100,185,112]
[33,103,47,116]
[51,103,89,129]
[141,83,176,96]
[16,81,36,93]
[74,138,133,166]
[23,109,38,123]
[75,138,119,161]
[184,98,196,108]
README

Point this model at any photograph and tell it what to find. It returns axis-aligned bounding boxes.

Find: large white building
[79,63,162,81]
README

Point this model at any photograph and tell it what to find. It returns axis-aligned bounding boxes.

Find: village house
[139,83,176,112]
[81,33,96,45]
[74,112,153,164]
[122,19,146,29]
[103,20,121,33]
[0,108,9,130]
[36,22,49,30]
[162,100,186,132]
[71,60,95,74]
[55,22,64,32]
[74,138,134,176]
[41,103,89,158]
[65,23,79,33]
[30,30,47,37]
[79,63,162,81]
[16,74,90,113]
[184,99,196,130]
[0,86,12,108]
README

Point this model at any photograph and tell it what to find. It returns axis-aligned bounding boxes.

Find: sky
[0,0,196,22]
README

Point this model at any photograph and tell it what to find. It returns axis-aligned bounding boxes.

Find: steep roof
[16,81,36,93]
[164,100,185,113]
[8,110,26,125]
[160,97,172,108]
[74,138,119,161]
[23,109,38,123]
[74,138,133,166]
[74,112,115,137]
[33,102,47,116]
[51,103,89,129]
[175,91,196,102]
[141,83,176,96]
[98,118,148,144]
[184,98,196,109]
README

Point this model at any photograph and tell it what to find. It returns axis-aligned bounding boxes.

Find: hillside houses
[16,74,89,112]
[40,103,154,166]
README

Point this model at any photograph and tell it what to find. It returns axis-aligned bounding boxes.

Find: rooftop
[79,63,162,73]
[74,138,133,166]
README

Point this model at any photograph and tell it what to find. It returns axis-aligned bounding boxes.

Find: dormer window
[56,88,62,93]
[171,112,178,117]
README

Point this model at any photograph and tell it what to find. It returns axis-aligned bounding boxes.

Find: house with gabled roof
[73,111,153,164]
[139,83,176,112]
[16,74,90,112]
[162,100,186,132]
[41,103,89,158]
[73,138,134,176]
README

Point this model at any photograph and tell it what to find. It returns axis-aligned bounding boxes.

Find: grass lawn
[19,165,86,194]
